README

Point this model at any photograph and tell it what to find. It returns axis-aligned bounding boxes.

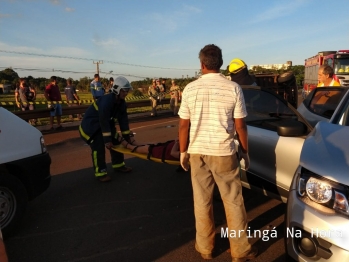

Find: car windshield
[334,58,349,75]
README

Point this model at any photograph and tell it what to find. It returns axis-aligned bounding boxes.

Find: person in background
[90,74,105,101]
[107,77,114,93]
[15,78,36,125]
[228,58,256,86]
[148,79,159,116]
[44,76,63,131]
[157,79,165,108]
[169,79,180,116]
[178,44,257,261]
[64,78,82,120]
[0,229,8,262]
[161,79,167,93]
[317,65,340,87]
[79,76,134,182]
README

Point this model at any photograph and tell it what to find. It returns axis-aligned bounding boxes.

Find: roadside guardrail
[10,98,171,121]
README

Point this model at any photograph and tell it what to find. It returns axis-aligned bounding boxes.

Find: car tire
[0,172,28,238]
[278,72,295,83]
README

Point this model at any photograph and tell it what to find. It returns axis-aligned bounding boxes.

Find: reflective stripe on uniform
[121,130,130,135]
[95,171,107,177]
[93,151,99,174]
[112,162,125,169]
[93,102,98,111]
[92,151,108,177]
[79,125,90,141]
[102,132,111,137]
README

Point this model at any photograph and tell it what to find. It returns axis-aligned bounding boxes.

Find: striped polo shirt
[178,73,247,156]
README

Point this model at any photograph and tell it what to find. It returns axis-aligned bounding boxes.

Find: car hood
[300,121,349,185]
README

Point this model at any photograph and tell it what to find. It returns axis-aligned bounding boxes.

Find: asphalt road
[5,111,288,262]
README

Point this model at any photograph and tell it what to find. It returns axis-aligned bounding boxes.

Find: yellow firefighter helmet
[228,58,247,74]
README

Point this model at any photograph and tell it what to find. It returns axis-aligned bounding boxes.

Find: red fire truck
[303,50,349,97]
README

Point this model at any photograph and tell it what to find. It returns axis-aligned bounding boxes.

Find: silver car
[286,89,349,261]
[239,85,349,261]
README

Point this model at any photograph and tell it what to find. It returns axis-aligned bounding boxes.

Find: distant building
[250,61,292,71]
[0,84,11,94]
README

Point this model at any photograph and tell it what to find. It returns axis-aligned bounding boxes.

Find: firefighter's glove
[240,151,250,171]
[180,152,190,171]
[105,142,113,150]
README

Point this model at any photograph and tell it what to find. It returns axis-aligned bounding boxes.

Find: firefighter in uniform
[228,58,257,86]
[79,76,134,182]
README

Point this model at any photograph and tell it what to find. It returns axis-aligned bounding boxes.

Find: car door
[239,86,312,203]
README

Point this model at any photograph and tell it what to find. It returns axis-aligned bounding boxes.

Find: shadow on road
[6,157,284,261]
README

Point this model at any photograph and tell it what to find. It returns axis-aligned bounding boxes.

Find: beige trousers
[149,97,158,116]
[190,154,251,258]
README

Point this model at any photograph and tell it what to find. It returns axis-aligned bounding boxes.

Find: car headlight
[297,167,349,215]
[306,177,332,203]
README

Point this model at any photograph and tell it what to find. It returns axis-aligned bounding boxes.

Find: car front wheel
[0,173,28,238]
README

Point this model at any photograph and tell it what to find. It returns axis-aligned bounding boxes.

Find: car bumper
[7,152,51,200]
[286,188,349,261]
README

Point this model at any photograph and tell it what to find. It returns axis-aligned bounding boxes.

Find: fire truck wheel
[278,72,294,83]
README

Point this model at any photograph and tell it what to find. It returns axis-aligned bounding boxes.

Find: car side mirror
[277,120,307,137]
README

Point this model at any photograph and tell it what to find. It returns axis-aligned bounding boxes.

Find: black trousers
[89,131,125,177]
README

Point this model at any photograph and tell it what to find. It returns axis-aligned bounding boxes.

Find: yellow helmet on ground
[228,58,247,74]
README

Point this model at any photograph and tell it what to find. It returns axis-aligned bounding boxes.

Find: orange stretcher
[111,144,180,165]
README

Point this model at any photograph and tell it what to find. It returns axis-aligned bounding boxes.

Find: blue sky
[0,0,348,82]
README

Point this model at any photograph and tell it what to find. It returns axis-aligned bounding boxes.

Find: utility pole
[93,60,103,75]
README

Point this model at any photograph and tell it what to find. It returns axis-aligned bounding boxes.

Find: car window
[308,89,346,119]
[242,89,298,131]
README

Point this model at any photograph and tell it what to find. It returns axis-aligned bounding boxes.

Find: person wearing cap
[148,79,160,116]
[79,76,134,182]
[228,58,257,86]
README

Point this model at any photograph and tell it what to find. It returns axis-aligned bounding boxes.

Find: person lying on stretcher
[117,135,180,161]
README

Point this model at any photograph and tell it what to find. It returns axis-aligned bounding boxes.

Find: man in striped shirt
[178,44,257,262]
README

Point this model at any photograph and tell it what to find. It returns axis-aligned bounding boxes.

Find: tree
[0,68,20,90]
[289,65,305,87]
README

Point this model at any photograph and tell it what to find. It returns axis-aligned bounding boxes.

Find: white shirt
[178,73,247,156]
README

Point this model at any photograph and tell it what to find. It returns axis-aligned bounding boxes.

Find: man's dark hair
[321,65,334,78]
[50,76,57,82]
[67,79,72,85]
[94,74,99,78]
[109,77,114,81]
[198,44,223,70]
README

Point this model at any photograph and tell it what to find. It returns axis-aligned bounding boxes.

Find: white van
[0,107,51,237]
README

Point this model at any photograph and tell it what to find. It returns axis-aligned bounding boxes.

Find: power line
[0,49,196,71]
[0,66,163,79]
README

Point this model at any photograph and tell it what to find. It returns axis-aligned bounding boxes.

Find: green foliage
[289,65,305,86]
